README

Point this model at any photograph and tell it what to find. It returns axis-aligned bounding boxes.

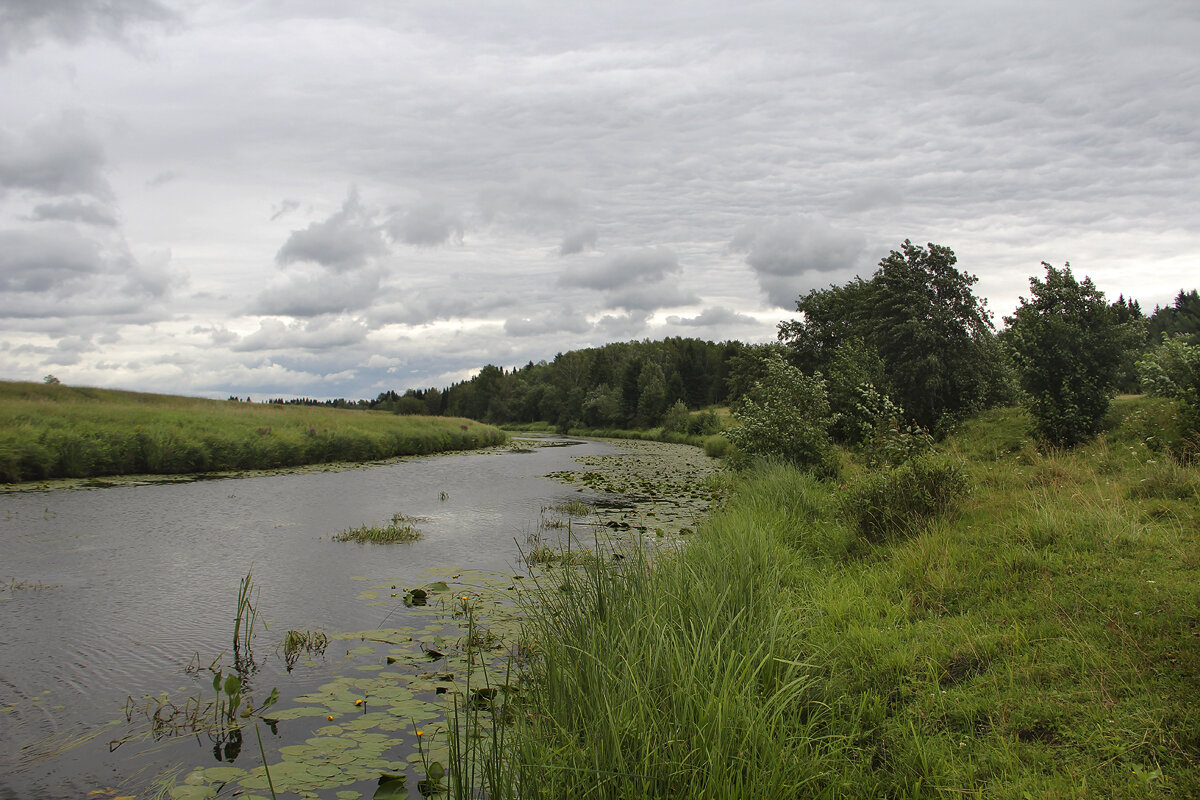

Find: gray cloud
[386,201,464,247]
[559,225,598,256]
[2,2,1198,401]
[252,268,383,318]
[0,0,176,61]
[146,169,181,187]
[0,222,177,328]
[839,182,905,214]
[269,199,300,221]
[232,317,370,353]
[504,307,593,337]
[561,247,680,291]
[29,199,118,226]
[594,311,652,340]
[606,283,699,312]
[731,217,868,307]
[275,189,387,272]
[667,306,758,327]
[0,227,102,292]
[0,114,111,198]
[370,288,516,327]
[480,172,581,232]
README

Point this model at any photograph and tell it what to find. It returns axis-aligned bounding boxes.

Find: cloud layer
[0,1,1197,399]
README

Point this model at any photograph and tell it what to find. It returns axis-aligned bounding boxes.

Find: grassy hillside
[513,397,1199,798]
[0,381,506,483]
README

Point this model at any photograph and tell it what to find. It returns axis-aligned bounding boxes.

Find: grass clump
[333,513,423,543]
[839,454,970,543]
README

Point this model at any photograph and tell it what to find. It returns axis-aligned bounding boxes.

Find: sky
[1,0,1197,401]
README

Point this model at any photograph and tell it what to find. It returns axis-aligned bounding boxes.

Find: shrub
[661,400,690,433]
[703,434,731,459]
[1139,336,1200,412]
[686,408,722,436]
[726,352,836,474]
[849,383,935,468]
[840,455,969,543]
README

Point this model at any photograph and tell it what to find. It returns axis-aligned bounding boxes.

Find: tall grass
[0,381,506,483]
[510,397,1200,798]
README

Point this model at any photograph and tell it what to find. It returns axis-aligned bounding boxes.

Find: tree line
[263,240,1199,453]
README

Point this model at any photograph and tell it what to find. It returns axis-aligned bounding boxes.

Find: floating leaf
[373,773,407,800]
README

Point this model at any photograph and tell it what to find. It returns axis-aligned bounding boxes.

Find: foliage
[725,352,836,473]
[822,338,886,443]
[1139,336,1200,411]
[839,454,968,543]
[1004,262,1137,447]
[849,383,935,468]
[779,241,1000,431]
[436,337,745,427]
[1147,289,1200,343]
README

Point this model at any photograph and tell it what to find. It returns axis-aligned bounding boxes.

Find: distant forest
[266,284,1200,431]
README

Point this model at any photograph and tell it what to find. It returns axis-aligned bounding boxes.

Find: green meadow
[511,397,1200,798]
[0,381,506,483]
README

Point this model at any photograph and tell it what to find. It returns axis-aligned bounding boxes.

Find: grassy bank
[513,397,1199,798]
[505,419,732,455]
[0,381,506,483]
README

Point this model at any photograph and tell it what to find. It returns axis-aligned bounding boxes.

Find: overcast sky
[1,1,1197,400]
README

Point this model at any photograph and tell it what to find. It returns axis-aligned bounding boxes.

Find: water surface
[0,436,614,799]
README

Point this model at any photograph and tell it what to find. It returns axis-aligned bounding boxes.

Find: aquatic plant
[233,569,260,673]
[333,512,424,543]
[281,629,330,671]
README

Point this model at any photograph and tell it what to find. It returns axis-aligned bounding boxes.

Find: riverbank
[504,419,733,457]
[0,381,506,484]
[512,397,1200,798]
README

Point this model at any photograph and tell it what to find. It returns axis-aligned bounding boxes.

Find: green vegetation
[1005,262,1141,447]
[509,396,1200,798]
[726,351,836,473]
[333,513,424,544]
[0,381,506,483]
[779,240,1010,433]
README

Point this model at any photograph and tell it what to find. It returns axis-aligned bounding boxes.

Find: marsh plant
[442,598,517,799]
[281,629,330,671]
[333,512,423,543]
[116,570,279,764]
[233,570,260,674]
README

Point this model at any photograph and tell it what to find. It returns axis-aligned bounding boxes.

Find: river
[0,436,629,799]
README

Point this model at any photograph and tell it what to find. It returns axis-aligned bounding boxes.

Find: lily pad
[373,773,407,800]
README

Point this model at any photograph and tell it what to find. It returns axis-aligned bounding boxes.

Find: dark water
[0,437,613,799]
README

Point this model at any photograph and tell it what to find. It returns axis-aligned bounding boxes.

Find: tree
[726,352,835,473]
[635,361,667,427]
[779,241,999,431]
[871,241,996,429]
[1005,262,1135,447]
